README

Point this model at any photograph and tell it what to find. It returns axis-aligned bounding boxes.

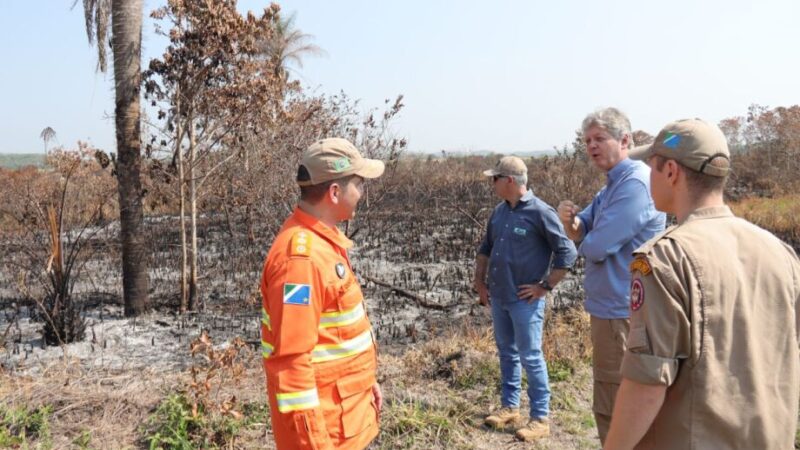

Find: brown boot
[484,407,521,429]
[515,417,550,442]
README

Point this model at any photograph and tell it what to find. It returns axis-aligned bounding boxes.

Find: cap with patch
[482,156,528,177]
[297,138,385,186]
[629,119,730,177]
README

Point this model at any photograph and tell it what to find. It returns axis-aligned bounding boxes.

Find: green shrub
[547,359,575,383]
[143,393,271,450]
[0,404,53,449]
[144,394,204,450]
[72,430,92,449]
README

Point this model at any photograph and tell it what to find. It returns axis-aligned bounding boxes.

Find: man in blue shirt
[557,108,666,445]
[474,156,577,443]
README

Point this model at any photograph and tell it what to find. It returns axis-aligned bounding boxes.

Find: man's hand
[557,200,584,241]
[557,200,578,225]
[475,281,490,306]
[372,383,383,418]
[518,284,547,303]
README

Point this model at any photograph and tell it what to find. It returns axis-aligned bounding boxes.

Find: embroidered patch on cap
[513,227,527,236]
[331,157,352,172]
[630,279,644,312]
[283,283,311,306]
[629,257,652,276]
[663,133,682,149]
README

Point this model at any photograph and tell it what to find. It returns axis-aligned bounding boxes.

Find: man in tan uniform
[602,118,800,449]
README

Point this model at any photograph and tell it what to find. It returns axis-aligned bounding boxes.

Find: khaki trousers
[590,316,629,445]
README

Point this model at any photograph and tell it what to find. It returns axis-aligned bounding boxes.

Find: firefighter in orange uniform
[260,138,385,450]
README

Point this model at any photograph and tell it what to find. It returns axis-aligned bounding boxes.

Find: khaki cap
[297,138,385,186]
[630,119,730,177]
[482,156,528,177]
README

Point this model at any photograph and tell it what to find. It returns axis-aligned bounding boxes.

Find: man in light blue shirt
[557,108,666,445]
[475,156,577,443]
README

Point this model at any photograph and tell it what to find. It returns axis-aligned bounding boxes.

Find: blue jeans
[491,297,549,419]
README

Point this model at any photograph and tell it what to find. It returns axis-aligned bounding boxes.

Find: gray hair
[511,174,528,186]
[581,107,633,146]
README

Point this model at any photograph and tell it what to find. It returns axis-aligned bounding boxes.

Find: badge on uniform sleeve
[283,283,311,306]
[335,263,346,279]
[629,257,652,276]
[630,278,644,311]
[290,231,312,257]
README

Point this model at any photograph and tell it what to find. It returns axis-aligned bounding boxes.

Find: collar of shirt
[681,205,733,224]
[506,189,535,208]
[291,206,354,250]
[606,158,636,186]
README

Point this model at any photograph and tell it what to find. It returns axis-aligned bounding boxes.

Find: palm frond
[262,11,325,74]
[73,0,111,73]
[95,0,111,72]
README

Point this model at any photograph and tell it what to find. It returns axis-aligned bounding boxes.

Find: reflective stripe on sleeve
[276,388,320,412]
[261,340,274,359]
[319,303,365,329]
[311,329,373,363]
[261,308,271,331]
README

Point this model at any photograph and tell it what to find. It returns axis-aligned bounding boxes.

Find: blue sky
[1,0,799,154]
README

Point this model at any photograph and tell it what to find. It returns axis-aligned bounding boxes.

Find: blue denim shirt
[577,158,666,318]
[479,190,578,302]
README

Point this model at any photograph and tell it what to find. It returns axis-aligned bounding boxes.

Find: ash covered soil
[1,270,581,376]
[0,211,502,374]
[0,211,595,450]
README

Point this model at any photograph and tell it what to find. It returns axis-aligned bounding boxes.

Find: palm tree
[259,12,325,81]
[76,0,148,316]
[40,127,57,153]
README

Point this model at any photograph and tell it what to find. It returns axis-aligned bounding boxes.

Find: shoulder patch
[629,256,652,276]
[630,278,644,311]
[283,283,311,306]
[290,231,312,257]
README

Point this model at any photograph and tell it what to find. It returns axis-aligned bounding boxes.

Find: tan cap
[297,138,385,186]
[630,119,730,177]
[482,156,527,177]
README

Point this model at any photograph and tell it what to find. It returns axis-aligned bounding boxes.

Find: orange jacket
[261,207,379,450]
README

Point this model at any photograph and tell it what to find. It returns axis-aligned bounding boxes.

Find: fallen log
[362,274,449,311]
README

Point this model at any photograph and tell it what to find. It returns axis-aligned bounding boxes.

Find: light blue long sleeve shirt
[577,158,666,318]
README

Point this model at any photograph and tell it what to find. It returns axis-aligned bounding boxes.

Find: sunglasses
[492,175,507,182]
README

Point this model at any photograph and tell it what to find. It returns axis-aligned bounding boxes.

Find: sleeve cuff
[551,254,577,269]
[621,351,679,386]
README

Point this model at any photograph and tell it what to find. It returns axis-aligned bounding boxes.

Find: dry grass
[0,345,272,449]
[1,360,173,449]
[730,194,800,243]
[543,307,592,381]
[1,310,598,449]
[374,311,597,449]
